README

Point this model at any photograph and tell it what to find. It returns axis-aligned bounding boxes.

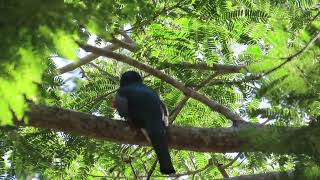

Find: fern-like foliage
[0,0,320,179]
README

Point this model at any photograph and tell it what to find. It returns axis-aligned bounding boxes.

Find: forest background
[0,0,320,179]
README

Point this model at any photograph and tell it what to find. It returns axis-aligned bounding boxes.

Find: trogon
[113,71,175,174]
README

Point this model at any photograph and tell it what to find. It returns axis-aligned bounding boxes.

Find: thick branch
[90,170,296,179]
[219,171,294,180]
[161,62,246,73]
[79,44,246,125]
[22,104,320,156]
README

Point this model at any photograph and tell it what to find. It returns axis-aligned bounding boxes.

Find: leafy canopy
[0,0,320,179]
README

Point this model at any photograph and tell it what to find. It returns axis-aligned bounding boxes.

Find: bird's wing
[160,100,169,126]
[114,91,128,117]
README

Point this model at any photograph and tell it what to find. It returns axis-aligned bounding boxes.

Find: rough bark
[219,171,294,180]
[21,104,320,156]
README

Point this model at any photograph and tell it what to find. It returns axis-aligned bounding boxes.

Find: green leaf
[0,98,13,125]
[246,45,263,60]
[0,48,46,125]
[53,30,79,61]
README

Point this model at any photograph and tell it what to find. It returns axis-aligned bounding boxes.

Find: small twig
[125,1,186,32]
[237,157,246,167]
[107,145,146,177]
[222,153,242,169]
[217,164,229,178]
[161,62,245,73]
[264,32,320,77]
[89,62,119,82]
[77,89,117,110]
[189,153,197,170]
[146,160,158,180]
[307,11,320,27]
[212,157,229,178]
[87,173,126,179]
[129,161,139,180]
[169,72,221,123]
[79,66,90,80]
[169,97,189,123]
[261,118,273,125]
[170,158,213,178]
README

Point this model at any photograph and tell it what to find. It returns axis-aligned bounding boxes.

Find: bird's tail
[142,126,175,174]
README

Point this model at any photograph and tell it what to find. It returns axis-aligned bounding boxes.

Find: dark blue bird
[113,71,175,174]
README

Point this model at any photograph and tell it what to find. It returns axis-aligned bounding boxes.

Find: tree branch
[58,44,120,74]
[263,32,320,77]
[77,89,117,110]
[169,158,213,178]
[110,37,139,52]
[161,62,246,73]
[58,32,138,74]
[218,171,294,180]
[212,157,229,178]
[146,160,157,180]
[119,30,136,44]
[21,103,320,156]
[222,153,242,169]
[208,32,320,86]
[129,161,139,180]
[169,97,189,123]
[125,1,185,32]
[89,62,119,83]
[89,170,295,179]
[78,44,247,125]
[169,72,221,123]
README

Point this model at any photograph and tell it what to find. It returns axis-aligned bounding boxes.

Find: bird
[113,70,175,174]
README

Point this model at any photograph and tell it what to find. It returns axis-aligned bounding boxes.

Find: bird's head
[120,71,143,87]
